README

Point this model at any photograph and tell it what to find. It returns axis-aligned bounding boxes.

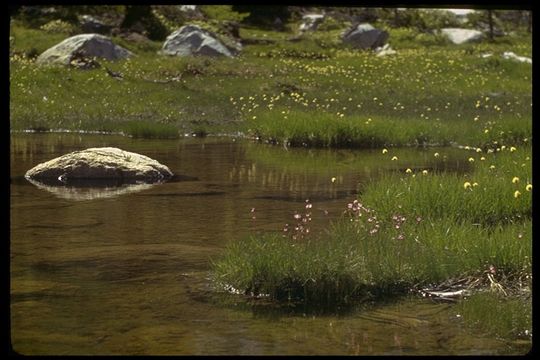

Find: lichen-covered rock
[25,147,173,185]
[342,23,389,50]
[36,34,133,66]
[161,25,240,57]
[440,28,483,44]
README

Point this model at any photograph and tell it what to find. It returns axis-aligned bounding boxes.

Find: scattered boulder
[25,147,173,186]
[440,28,483,44]
[36,34,133,66]
[79,14,111,34]
[161,25,241,57]
[177,5,205,20]
[342,23,389,49]
[502,51,532,64]
[299,14,325,32]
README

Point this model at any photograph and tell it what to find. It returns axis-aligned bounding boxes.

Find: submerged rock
[342,23,389,50]
[161,25,241,57]
[440,28,483,44]
[25,147,173,185]
[36,34,133,66]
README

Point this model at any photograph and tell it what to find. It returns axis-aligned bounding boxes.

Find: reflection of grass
[457,292,532,342]
[245,142,471,178]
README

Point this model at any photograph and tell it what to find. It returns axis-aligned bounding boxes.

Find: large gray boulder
[36,34,133,66]
[342,23,389,49]
[440,28,483,44]
[161,25,240,57]
[25,147,173,185]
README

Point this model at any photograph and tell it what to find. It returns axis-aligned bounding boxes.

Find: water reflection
[25,178,156,201]
[10,134,528,355]
[229,143,471,202]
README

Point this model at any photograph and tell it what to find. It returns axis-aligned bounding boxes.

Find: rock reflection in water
[25,177,155,201]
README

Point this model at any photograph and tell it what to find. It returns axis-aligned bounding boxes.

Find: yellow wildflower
[510,146,517,152]
[422,170,428,175]
[514,190,521,198]
[382,148,388,154]
[434,152,440,157]
[512,177,520,184]
[468,157,475,162]
[405,168,412,174]
[526,184,532,191]
[464,182,472,189]
[391,156,398,161]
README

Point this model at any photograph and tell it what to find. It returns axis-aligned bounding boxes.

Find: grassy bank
[212,218,531,305]
[360,145,532,225]
[212,140,532,309]
[10,21,532,146]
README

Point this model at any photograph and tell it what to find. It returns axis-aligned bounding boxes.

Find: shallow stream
[10,133,529,355]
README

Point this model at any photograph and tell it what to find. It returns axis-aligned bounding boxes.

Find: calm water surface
[10,133,528,355]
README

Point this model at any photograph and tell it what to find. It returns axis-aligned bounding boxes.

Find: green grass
[239,45,531,148]
[212,218,531,306]
[360,145,532,225]
[10,21,532,143]
[245,109,531,149]
[212,144,532,307]
[120,120,180,139]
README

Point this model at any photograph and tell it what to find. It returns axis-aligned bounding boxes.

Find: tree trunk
[488,10,494,40]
